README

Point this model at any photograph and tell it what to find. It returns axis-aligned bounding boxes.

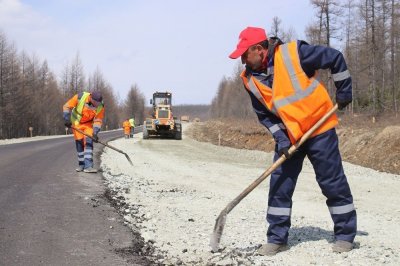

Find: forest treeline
[1,1,399,139]
[172,105,211,122]
[0,26,211,139]
[0,31,146,139]
[211,0,400,120]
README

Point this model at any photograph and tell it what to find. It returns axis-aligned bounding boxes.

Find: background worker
[229,27,357,256]
[63,91,104,173]
[129,117,135,138]
[122,119,131,139]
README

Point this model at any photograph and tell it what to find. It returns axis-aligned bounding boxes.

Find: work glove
[278,146,292,159]
[337,99,352,110]
[92,133,99,143]
[64,121,72,128]
[93,127,101,142]
[63,112,72,128]
[275,132,292,159]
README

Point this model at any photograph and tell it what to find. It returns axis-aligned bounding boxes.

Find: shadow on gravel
[288,226,368,248]
[288,226,334,246]
[223,226,367,257]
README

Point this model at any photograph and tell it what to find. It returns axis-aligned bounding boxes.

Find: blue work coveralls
[246,40,357,244]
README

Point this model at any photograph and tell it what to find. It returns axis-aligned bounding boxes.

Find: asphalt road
[0,129,152,266]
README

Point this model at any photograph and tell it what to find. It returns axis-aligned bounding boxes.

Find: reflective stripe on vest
[241,71,278,114]
[71,92,103,126]
[273,44,321,109]
[272,42,338,143]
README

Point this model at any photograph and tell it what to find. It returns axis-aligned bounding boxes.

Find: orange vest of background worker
[63,91,105,173]
[122,119,131,139]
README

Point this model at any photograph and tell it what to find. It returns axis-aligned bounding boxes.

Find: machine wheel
[143,126,149,139]
[175,123,182,140]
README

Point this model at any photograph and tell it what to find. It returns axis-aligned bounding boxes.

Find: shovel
[71,126,133,166]
[210,104,338,252]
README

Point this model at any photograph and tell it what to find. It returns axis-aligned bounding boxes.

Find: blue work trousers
[75,137,94,169]
[267,128,357,244]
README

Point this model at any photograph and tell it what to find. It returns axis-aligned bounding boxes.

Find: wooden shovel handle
[223,104,338,214]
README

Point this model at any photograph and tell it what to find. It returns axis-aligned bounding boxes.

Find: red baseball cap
[229,27,268,59]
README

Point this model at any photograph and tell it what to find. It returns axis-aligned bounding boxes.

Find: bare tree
[310,0,342,46]
[69,52,85,95]
[342,0,358,113]
[389,0,399,114]
[60,52,85,97]
[308,0,345,101]
[270,16,283,37]
[59,62,70,97]
[210,63,254,119]
[282,26,298,42]
[0,32,21,138]
[124,84,146,125]
[305,22,323,44]
[37,61,64,135]
[88,67,120,130]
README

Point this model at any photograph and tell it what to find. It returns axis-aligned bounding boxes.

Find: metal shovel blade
[124,153,134,166]
[210,211,227,252]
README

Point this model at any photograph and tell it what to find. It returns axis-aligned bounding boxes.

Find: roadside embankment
[186,118,400,175]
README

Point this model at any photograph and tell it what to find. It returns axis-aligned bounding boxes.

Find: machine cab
[150,92,171,106]
[151,92,172,119]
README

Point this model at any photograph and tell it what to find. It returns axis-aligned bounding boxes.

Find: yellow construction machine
[143,92,182,140]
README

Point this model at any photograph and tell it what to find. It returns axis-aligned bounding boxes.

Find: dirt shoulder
[185,114,400,175]
[100,124,400,265]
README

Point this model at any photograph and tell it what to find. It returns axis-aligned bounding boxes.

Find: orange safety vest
[122,120,131,135]
[63,92,105,128]
[241,41,338,144]
[71,92,104,126]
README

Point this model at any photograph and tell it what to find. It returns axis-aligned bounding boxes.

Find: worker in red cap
[63,91,105,173]
[229,27,356,255]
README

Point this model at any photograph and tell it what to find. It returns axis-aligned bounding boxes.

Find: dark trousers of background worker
[266,128,357,244]
[130,127,134,138]
[75,137,94,169]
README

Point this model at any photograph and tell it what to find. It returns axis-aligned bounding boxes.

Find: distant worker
[229,27,356,255]
[129,117,135,138]
[122,119,131,139]
[63,91,104,173]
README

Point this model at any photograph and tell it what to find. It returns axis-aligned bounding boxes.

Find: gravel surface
[101,124,400,265]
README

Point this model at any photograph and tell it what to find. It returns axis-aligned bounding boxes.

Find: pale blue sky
[0,0,315,104]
